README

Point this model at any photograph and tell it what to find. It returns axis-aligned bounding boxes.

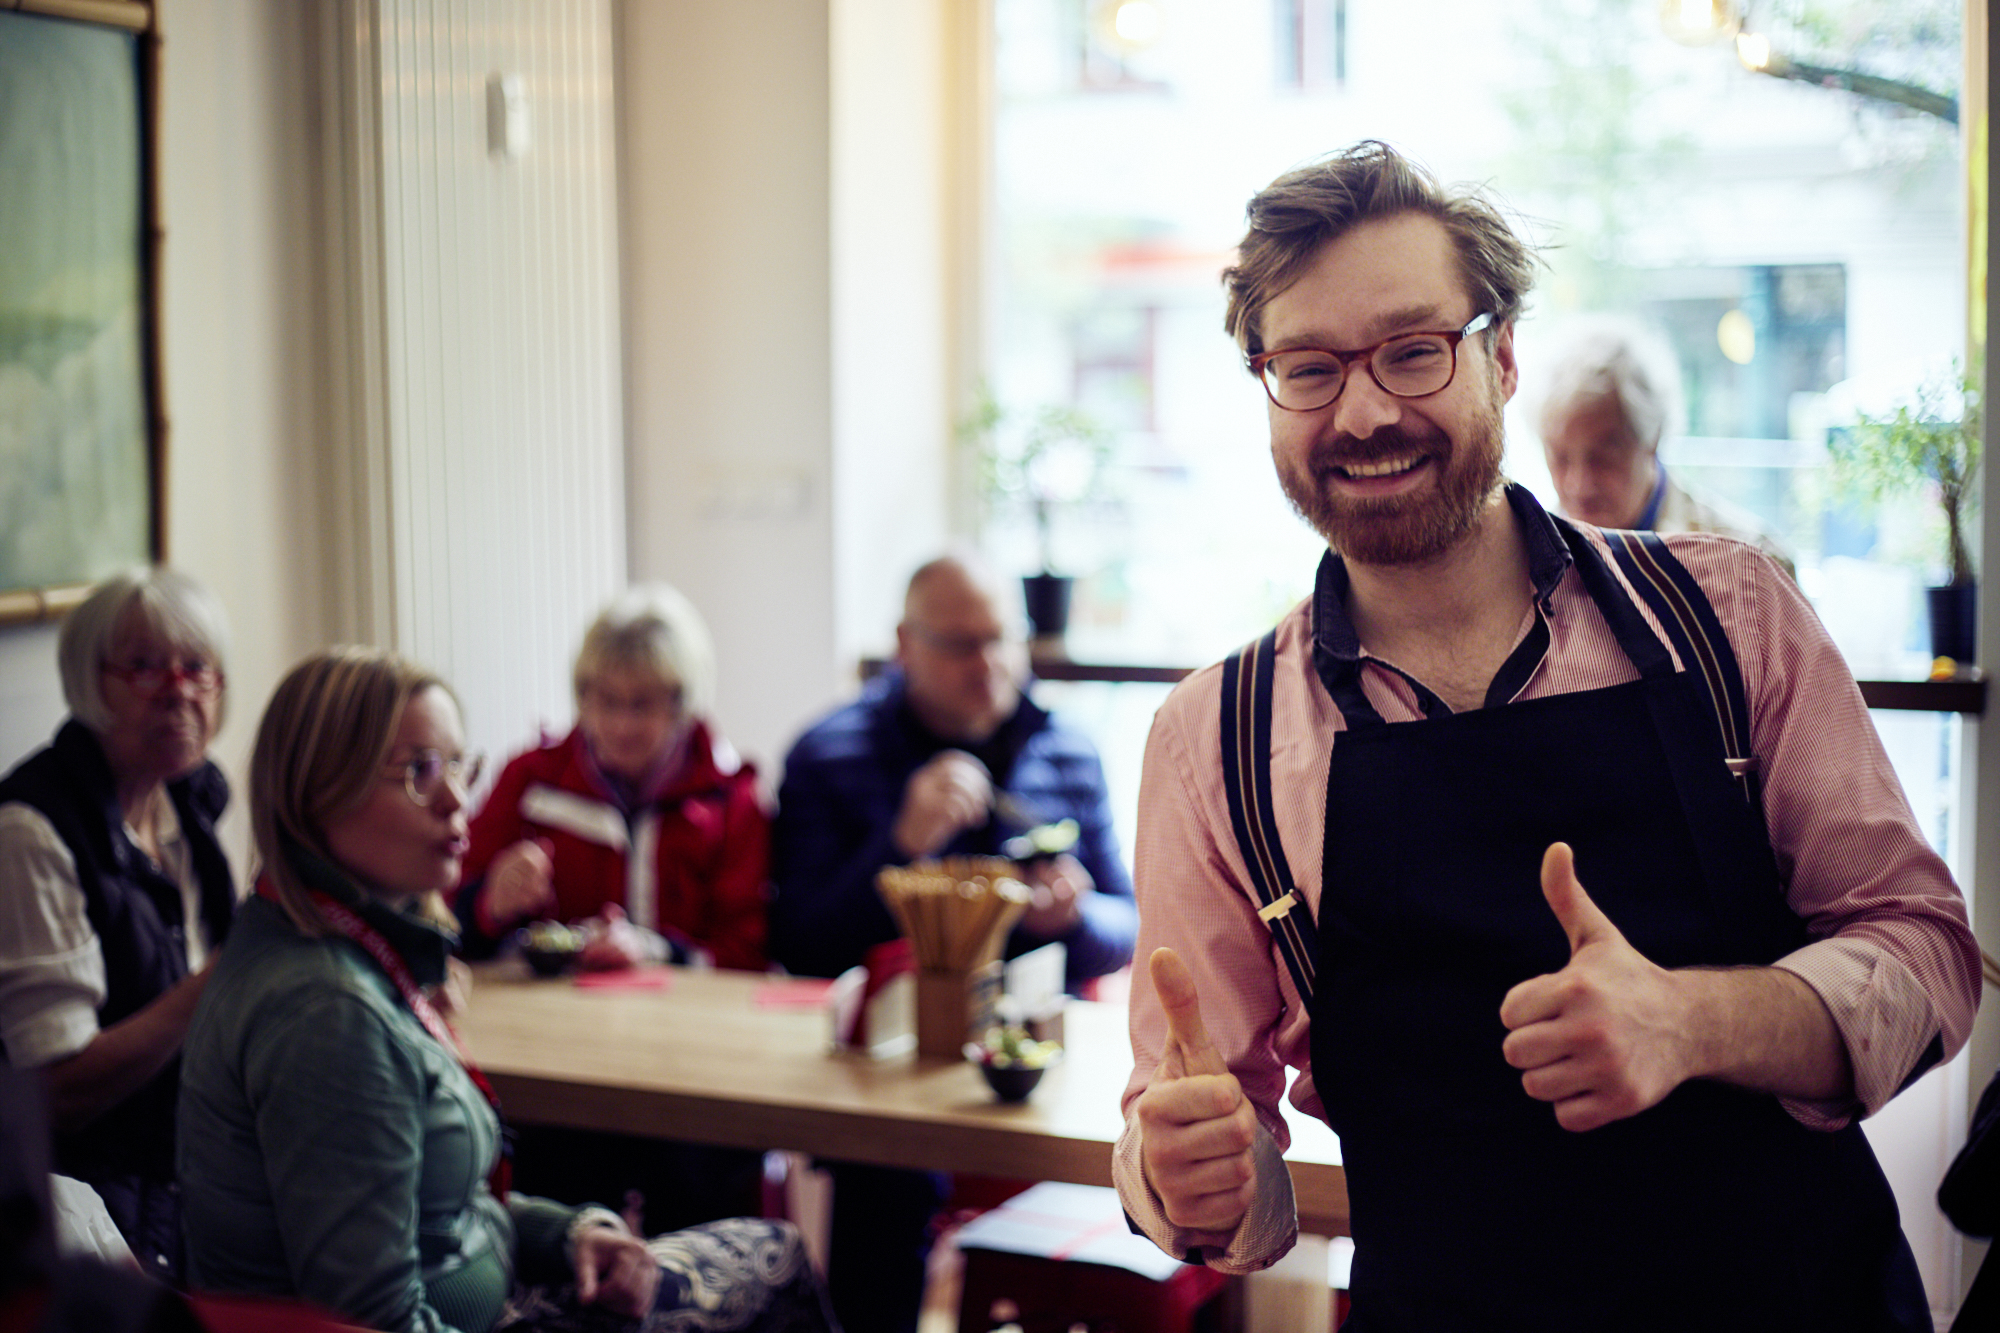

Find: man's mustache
[1307,426,1446,473]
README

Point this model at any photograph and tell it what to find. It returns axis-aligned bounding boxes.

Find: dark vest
[0,719,236,1184]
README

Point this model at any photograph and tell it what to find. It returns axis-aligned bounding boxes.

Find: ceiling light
[1659,0,1740,46]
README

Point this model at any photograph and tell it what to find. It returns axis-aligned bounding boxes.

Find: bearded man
[1112,141,1976,1330]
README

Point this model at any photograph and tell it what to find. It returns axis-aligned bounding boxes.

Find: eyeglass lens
[1261,333,1458,412]
[106,657,224,696]
[403,751,484,805]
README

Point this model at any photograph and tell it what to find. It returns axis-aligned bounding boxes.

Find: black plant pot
[1022,573,1074,645]
[1926,582,1977,666]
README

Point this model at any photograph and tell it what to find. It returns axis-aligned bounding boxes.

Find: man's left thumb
[1541,842,1613,956]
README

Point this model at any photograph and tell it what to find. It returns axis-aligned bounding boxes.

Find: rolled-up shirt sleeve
[1691,541,1983,1129]
[1115,643,1324,1272]
[0,804,107,1068]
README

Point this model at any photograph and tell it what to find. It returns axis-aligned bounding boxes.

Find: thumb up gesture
[1499,843,1693,1132]
[1135,947,1259,1239]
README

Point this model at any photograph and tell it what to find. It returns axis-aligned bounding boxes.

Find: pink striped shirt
[1113,519,1980,1272]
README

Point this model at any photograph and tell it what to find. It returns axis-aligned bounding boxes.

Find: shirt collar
[1311,481,1574,677]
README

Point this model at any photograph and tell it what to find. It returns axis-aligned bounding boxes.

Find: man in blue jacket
[771,552,1137,1333]
[771,553,1136,992]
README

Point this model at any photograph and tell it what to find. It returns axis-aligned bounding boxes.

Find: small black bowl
[966,1044,1061,1103]
[517,931,584,978]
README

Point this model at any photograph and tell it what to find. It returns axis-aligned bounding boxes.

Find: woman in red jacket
[456,585,772,1234]
[457,584,768,972]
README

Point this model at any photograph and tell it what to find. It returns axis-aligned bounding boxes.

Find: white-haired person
[0,566,238,1284]
[454,585,771,1236]
[456,585,767,973]
[177,647,837,1333]
[1536,316,1796,576]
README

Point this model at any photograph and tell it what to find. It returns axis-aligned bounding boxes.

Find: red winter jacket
[459,722,769,971]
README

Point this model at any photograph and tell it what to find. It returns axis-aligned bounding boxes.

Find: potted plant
[957,385,1115,645]
[1826,367,1981,667]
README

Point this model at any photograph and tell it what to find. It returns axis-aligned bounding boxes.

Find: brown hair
[250,646,455,936]
[1222,141,1539,356]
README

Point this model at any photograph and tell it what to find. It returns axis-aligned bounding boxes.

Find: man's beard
[1277,394,1507,567]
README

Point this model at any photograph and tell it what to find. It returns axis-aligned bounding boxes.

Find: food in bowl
[966,1024,1063,1102]
[519,920,586,976]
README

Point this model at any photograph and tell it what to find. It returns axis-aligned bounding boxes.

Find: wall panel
[320,0,625,767]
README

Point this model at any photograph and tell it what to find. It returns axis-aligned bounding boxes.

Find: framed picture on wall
[0,0,161,626]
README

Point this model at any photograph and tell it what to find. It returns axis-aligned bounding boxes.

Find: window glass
[987,0,1964,681]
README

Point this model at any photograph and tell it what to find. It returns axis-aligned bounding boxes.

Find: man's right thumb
[1151,946,1227,1078]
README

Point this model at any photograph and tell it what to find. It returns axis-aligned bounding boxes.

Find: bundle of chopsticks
[877,856,1031,972]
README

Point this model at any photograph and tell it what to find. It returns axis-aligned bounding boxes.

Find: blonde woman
[177,648,836,1333]
[460,585,767,973]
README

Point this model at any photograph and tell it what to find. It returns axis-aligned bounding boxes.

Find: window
[1275,0,1346,90]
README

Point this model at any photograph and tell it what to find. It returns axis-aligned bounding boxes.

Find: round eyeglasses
[390,749,485,807]
[1248,313,1494,413]
[102,657,225,698]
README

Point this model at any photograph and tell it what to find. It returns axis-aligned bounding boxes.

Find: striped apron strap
[1220,629,1319,1004]
[1605,529,1761,804]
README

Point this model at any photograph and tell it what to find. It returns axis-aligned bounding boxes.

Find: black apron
[1309,522,1928,1330]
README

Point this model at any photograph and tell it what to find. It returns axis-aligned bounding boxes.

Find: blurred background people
[771,554,1135,993]
[0,567,237,1284]
[453,585,770,1234]
[1537,316,1796,576]
[456,584,767,972]
[177,647,836,1333]
[769,552,1137,1333]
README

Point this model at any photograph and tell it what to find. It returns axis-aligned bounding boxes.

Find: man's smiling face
[1260,210,1518,567]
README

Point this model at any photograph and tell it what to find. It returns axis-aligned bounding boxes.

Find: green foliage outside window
[1826,369,1981,586]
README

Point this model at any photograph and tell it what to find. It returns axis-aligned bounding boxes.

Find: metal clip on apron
[1220,626,1318,1002]
[1217,525,1926,1331]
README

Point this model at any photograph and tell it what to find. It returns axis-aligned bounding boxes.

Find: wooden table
[457,962,1349,1237]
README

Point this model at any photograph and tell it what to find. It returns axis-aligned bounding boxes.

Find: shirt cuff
[4,1001,98,1069]
[1113,1112,1297,1274]
[1774,938,1937,1126]
[0,941,106,1069]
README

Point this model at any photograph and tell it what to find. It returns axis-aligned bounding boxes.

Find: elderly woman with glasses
[0,566,237,1284]
[456,584,767,973]
[177,647,836,1333]
[454,585,772,1236]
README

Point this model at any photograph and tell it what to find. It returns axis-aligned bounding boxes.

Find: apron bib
[1308,523,1926,1331]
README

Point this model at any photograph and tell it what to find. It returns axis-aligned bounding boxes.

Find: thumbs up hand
[1136,947,1259,1239]
[1499,843,1696,1132]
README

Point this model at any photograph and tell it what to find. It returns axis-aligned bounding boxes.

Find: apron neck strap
[1554,516,1676,681]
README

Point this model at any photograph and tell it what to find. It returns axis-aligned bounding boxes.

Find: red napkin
[572,966,674,991]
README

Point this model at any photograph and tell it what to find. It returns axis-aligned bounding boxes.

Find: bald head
[896,556,1023,743]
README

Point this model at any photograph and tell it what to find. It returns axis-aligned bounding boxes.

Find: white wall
[0,627,63,770]
[616,0,837,784]
[315,0,627,771]
[831,0,975,666]
[617,0,967,784]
